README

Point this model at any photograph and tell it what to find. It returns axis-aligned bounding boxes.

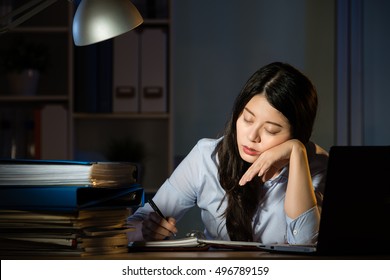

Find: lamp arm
[0,0,58,34]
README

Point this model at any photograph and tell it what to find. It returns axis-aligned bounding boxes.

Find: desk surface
[4,250,387,260]
[89,250,306,260]
[0,250,313,260]
[1,249,313,260]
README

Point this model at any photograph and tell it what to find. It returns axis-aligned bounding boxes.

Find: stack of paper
[0,208,136,257]
[0,159,144,258]
[0,159,139,186]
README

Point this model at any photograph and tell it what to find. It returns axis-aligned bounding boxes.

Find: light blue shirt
[129,138,328,244]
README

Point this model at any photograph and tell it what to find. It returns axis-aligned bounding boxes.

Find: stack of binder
[0,159,144,257]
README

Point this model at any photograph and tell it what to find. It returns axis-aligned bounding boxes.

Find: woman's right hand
[141,212,178,240]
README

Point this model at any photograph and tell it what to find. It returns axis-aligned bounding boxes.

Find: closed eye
[265,129,277,135]
[244,117,254,124]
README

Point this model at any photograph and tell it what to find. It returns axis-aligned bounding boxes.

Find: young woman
[127,62,328,245]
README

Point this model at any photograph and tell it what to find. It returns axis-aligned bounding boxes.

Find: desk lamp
[0,0,143,46]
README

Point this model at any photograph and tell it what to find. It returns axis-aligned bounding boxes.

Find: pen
[148,198,176,237]
[148,198,166,219]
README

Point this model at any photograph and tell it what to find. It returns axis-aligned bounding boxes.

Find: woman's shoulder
[306,141,329,173]
[194,137,222,151]
[306,141,328,157]
[190,138,222,165]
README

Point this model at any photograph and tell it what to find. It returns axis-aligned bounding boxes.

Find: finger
[239,173,251,186]
[239,170,255,186]
[166,217,178,236]
[167,217,176,224]
[142,220,167,240]
[143,213,174,240]
[150,213,177,237]
[143,220,173,240]
[257,168,264,178]
[239,164,261,186]
[166,217,177,229]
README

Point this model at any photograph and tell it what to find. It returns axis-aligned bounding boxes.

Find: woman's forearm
[284,141,317,219]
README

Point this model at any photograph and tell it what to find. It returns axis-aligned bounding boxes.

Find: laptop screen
[317,146,390,255]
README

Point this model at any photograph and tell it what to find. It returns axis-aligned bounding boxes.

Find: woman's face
[236,94,292,163]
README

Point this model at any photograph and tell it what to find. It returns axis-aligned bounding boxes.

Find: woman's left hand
[239,140,297,185]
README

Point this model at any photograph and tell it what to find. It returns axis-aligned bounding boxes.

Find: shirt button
[293,230,298,235]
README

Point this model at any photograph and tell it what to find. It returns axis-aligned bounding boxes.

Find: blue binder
[0,185,144,211]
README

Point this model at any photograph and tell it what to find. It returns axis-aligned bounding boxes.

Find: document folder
[0,185,144,211]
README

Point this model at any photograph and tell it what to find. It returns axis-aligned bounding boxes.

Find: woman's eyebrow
[244,107,255,116]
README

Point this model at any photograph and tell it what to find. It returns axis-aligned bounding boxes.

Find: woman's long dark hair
[216,62,318,241]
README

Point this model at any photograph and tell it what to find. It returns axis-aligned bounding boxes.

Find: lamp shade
[72,0,143,46]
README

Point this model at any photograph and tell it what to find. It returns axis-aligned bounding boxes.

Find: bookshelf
[72,0,172,192]
[0,1,172,192]
[0,1,73,160]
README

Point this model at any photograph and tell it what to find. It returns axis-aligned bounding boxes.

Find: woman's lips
[242,145,260,156]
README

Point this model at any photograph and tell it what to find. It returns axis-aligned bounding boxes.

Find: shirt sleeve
[128,140,205,224]
[286,206,321,244]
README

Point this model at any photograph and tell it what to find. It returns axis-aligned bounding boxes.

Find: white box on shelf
[140,28,168,113]
[113,31,140,113]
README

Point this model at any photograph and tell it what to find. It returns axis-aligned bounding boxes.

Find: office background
[171,0,390,234]
[172,0,390,160]
[172,0,335,157]
[1,0,389,235]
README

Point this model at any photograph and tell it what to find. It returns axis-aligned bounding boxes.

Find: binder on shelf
[140,28,168,113]
[74,44,99,113]
[0,184,144,211]
[97,40,114,113]
[113,31,140,113]
[74,41,113,113]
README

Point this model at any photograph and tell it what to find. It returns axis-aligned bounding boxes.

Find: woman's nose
[248,128,260,143]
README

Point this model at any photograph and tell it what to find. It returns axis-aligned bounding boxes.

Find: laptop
[260,145,390,256]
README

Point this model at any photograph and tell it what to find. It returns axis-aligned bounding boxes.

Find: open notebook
[129,230,263,251]
[261,145,390,255]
